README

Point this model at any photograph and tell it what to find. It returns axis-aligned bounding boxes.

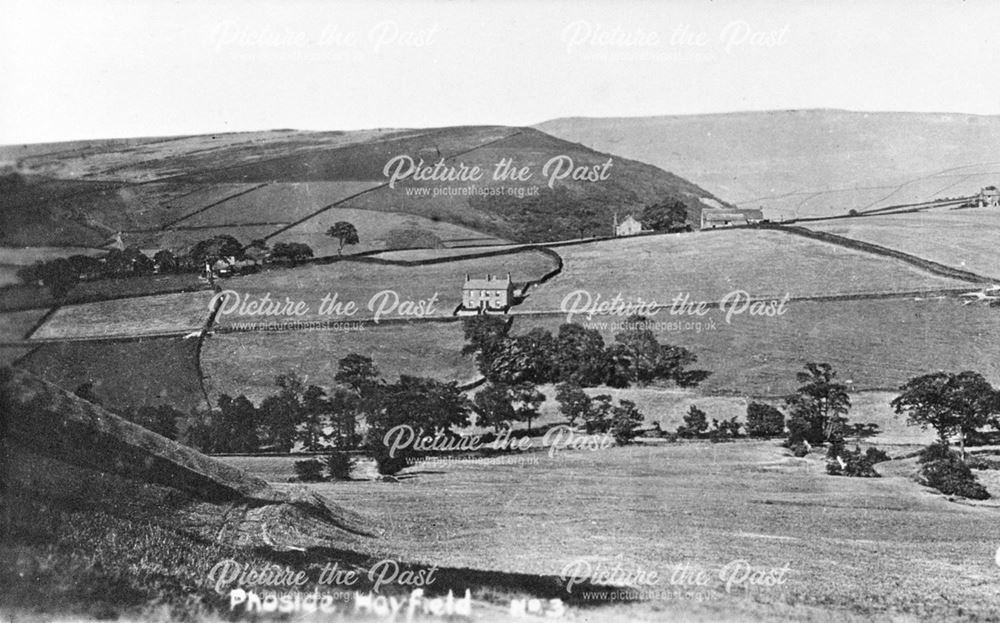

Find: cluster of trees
[18,220,362,298]
[462,316,708,389]
[640,199,690,232]
[553,383,646,444]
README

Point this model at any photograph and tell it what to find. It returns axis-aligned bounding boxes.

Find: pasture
[266,206,508,256]
[512,296,1000,396]
[201,321,475,403]
[177,181,383,228]
[225,428,1000,621]
[212,249,558,327]
[30,290,214,340]
[17,336,207,412]
[0,308,52,341]
[518,229,969,315]
[805,209,1000,280]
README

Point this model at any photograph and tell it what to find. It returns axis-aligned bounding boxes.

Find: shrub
[325,451,354,481]
[610,400,645,445]
[677,406,708,438]
[918,442,953,464]
[921,449,990,499]
[826,444,886,477]
[746,402,785,438]
[791,442,809,457]
[375,454,410,476]
[293,458,324,482]
[708,417,742,442]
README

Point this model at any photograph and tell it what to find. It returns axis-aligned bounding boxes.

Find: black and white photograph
[2,1,1000,621]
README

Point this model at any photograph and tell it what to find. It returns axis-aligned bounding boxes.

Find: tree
[298,384,331,451]
[36,257,77,298]
[214,394,261,453]
[121,404,185,440]
[583,394,614,434]
[677,405,708,438]
[510,383,545,433]
[462,315,511,376]
[473,383,517,432]
[555,382,591,426]
[555,323,607,386]
[746,402,785,438]
[785,363,851,445]
[258,374,308,452]
[326,221,360,255]
[610,399,645,444]
[190,235,244,264]
[891,371,999,462]
[153,249,177,273]
[335,354,381,394]
[641,199,688,232]
[270,242,314,265]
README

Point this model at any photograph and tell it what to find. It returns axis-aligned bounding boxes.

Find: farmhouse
[701,211,749,228]
[461,273,514,313]
[743,209,765,224]
[978,186,1000,208]
[613,214,644,237]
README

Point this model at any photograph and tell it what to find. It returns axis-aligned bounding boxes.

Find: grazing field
[30,291,214,340]
[0,346,33,366]
[266,207,508,256]
[177,181,383,228]
[212,249,558,327]
[0,272,207,313]
[372,244,522,262]
[0,308,52,341]
[17,336,207,412]
[805,210,1000,280]
[202,321,475,403]
[227,436,1000,621]
[518,230,969,315]
[513,296,1000,396]
[131,224,283,252]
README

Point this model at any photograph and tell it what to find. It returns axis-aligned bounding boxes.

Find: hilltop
[0,126,729,252]
[536,110,1000,217]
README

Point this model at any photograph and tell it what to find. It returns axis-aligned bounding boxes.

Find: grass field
[30,291,214,339]
[201,321,475,403]
[805,209,1000,280]
[0,308,51,341]
[17,336,207,412]
[177,181,384,228]
[266,206,508,256]
[512,296,1000,396]
[518,230,969,315]
[212,249,558,327]
[224,428,1000,621]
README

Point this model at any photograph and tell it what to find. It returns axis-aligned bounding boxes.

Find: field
[512,296,1000,396]
[224,423,1000,621]
[0,272,207,313]
[0,308,52,342]
[176,181,383,228]
[212,249,558,327]
[266,207,509,256]
[17,336,207,412]
[29,290,214,340]
[201,321,475,403]
[518,230,969,315]
[805,209,1000,280]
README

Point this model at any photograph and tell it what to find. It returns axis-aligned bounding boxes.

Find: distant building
[461,273,514,313]
[743,209,766,224]
[613,214,644,237]
[701,211,749,228]
[978,186,1000,208]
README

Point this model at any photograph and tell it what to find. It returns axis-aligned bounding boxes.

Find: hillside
[0,126,729,252]
[536,110,1000,218]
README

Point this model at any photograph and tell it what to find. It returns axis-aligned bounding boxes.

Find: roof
[742,209,765,220]
[703,212,748,221]
[464,275,512,290]
[619,215,641,225]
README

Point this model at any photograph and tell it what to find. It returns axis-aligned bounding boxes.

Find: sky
[2,0,999,144]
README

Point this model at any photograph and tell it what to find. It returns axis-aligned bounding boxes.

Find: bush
[677,406,708,438]
[708,417,742,442]
[826,444,886,477]
[325,451,354,481]
[918,442,953,464]
[791,442,809,457]
[746,402,784,438]
[921,452,990,500]
[293,458,324,482]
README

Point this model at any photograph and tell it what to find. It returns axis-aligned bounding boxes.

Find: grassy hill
[0,126,729,251]
[536,110,1000,218]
